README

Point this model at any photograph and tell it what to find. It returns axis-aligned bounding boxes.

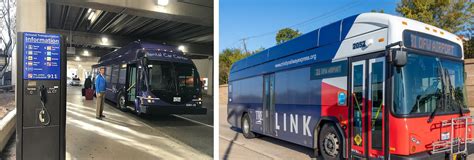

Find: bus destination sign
[403,30,462,57]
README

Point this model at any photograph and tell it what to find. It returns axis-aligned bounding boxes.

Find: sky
[220,0,399,52]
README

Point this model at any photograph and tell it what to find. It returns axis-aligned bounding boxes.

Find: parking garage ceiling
[46,0,213,59]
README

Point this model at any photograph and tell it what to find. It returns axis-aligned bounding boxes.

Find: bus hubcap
[119,96,126,107]
[323,133,339,157]
[243,118,249,134]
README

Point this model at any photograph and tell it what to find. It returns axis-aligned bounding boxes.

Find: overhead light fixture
[87,12,95,20]
[83,50,90,56]
[178,45,185,52]
[87,8,92,13]
[157,0,169,6]
[78,64,82,68]
[101,37,108,44]
[75,56,81,61]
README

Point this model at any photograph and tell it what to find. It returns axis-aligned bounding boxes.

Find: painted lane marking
[173,114,214,128]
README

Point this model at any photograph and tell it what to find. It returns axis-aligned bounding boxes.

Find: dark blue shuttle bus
[93,41,206,115]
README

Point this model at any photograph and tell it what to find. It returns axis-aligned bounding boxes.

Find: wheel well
[313,118,347,158]
[314,120,335,148]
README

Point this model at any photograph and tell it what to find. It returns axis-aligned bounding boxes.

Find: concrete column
[13,0,47,85]
[192,58,213,96]
[208,57,213,96]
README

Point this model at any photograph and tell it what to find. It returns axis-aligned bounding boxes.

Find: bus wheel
[241,113,256,139]
[319,123,342,160]
[117,92,127,111]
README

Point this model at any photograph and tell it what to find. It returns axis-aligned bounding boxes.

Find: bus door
[263,74,276,136]
[349,55,386,159]
[127,64,137,102]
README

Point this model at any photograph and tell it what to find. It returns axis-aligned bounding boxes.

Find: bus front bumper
[141,105,207,115]
[390,143,474,160]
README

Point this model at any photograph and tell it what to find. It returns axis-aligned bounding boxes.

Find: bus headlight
[147,96,154,103]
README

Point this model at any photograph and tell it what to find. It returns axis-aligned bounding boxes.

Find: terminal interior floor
[1,86,213,160]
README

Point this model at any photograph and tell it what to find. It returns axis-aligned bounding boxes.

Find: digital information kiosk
[16,32,66,160]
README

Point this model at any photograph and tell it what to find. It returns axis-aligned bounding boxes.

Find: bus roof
[229,13,463,77]
[97,41,192,66]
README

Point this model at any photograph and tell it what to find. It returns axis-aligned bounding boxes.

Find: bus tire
[117,92,127,112]
[241,113,256,139]
[319,123,343,160]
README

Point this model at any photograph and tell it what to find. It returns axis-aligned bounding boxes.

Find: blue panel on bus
[319,21,341,46]
[23,32,61,80]
[229,42,344,81]
[341,14,359,39]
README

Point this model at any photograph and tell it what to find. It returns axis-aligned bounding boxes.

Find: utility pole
[241,38,248,54]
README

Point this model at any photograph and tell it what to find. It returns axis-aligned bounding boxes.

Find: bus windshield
[148,61,175,91]
[147,61,199,94]
[175,64,199,93]
[393,52,468,116]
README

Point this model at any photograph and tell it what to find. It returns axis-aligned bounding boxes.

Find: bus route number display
[403,30,462,57]
[23,32,61,80]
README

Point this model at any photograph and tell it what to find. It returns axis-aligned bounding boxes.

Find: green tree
[276,28,301,44]
[219,48,251,84]
[465,38,474,58]
[370,9,385,13]
[396,0,473,33]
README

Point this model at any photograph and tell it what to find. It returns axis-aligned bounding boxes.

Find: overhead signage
[310,61,347,80]
[403,30,462,57]
[23,32,61,80]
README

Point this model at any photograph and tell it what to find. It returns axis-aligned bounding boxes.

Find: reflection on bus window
[148,62,175,91]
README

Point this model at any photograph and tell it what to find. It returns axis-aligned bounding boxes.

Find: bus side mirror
[394,50,407,67]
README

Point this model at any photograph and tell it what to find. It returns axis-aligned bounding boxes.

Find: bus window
[176,64,197,89]
[370,61,384,150]
[104,66,112,89]
[352,63,365,147]
[148,62,175,91]
[112,65,119,84]
[118,66,126,84]
[106,66,112,83]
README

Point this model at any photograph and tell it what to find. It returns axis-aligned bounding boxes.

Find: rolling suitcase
[85,89,94,100]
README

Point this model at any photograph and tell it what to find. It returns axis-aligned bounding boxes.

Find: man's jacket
[95,74,106,93]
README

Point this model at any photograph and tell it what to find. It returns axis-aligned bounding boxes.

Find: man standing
[95,67,106,120]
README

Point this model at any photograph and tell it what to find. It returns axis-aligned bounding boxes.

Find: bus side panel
[227,76,263,130]
[272,67,322,148]
[321,76,349,145]
[273,104,320,148]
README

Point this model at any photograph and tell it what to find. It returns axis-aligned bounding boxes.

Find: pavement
[2,86,213,160]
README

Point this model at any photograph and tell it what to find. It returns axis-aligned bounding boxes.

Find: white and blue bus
[93,41,206,115]
[227,13,472,159]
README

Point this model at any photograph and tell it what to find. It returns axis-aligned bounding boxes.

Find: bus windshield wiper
[444,69,464,116]
[427,65,446,123]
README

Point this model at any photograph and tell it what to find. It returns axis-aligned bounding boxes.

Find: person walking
[95,67,106,120]
[84,75,92,89]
